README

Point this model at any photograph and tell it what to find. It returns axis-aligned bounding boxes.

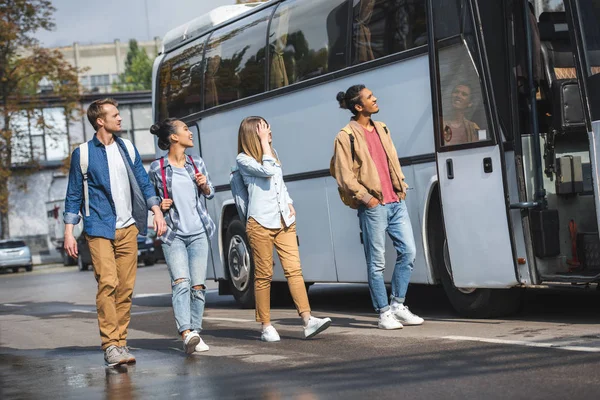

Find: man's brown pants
[87,225,138,350]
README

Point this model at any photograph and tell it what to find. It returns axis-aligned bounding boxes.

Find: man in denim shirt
[63,99,166,366]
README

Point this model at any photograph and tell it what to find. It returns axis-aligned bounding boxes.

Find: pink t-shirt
[363,125,399,204]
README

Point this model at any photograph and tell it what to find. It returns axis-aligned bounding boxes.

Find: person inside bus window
[148,118,215,355]
[442,83,481,146]
[354,0,376,63]
[236,116,332,342]
[332,85,424,329]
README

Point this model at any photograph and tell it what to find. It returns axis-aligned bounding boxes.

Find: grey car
[0,240,33,273]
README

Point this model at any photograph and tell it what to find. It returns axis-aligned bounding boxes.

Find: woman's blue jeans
[162,231,209,333]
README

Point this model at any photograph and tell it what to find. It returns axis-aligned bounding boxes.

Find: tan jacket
[332,120,408,209]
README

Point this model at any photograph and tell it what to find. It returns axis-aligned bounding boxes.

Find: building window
[131,104,154,156]
[10,107,69,164]
[80,74,112,92]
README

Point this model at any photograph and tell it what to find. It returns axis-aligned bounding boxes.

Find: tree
[114,39,152,91]
[0,0,81,239]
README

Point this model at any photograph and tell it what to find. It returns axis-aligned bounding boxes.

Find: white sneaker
[261,325,281,342]
[378,309,403,330]
[391,304,424,326]
[194,337,209,353]
[183,331,200,354]
[303,316,332,339]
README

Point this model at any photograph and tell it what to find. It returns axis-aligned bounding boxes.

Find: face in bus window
[355,88,379,115]
[451,84,473,111]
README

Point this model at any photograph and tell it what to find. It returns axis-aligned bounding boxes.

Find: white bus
[152,0,600,317]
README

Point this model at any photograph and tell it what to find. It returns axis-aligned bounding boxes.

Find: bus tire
[225,218,255,309]
[438,239,523,318]
[427,186,522,318]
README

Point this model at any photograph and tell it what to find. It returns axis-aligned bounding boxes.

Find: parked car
[0,239,33,273]
[146,228,164,263]
[76,232,157,271]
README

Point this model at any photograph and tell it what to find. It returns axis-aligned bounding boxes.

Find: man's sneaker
[194,337,209,353]
[104,345,127,367]
[391,304,424,326]
[378,310,404,330]
[119,346,136,364]
[260,325,281,342]
[183,331,200,354]
[303,317,332,339]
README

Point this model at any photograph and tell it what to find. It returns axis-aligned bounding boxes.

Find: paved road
[1,264,600,399]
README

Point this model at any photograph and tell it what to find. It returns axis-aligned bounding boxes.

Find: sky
[35,0,234,47]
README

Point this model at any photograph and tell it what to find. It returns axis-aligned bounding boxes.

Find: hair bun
[336,91,346,109]
[149,124,161,135]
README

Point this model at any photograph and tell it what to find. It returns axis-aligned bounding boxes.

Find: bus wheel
[225,219,255,309]
[439,239,522,318]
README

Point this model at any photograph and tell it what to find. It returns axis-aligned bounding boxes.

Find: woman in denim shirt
[149,118,215,354]
[236,116,332,342]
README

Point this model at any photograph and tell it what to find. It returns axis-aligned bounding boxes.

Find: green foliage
[114,39,153,91]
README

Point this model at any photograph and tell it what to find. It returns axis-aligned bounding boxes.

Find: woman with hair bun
[148,118,216,355]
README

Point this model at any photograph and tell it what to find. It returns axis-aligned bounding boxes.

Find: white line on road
[443,335,600,353]
[203,317,254,323]
[134,289,218,298]
[2,303,26,307]
[70,309,96,314]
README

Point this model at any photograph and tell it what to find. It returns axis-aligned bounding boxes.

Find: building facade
[56,39,161,93]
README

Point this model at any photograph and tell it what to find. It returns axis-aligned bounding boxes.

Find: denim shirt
[63,135,161,239]
[148,155,216,244]
[236,152,294,229]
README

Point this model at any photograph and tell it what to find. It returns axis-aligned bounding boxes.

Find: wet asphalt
[1,264,600,399]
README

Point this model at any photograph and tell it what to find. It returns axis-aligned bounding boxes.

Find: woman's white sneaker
[183,331,200,354]
[391,304,424,326]
[261,325,281,342]
[303,316,332,339]
[378,310,403,330]
[194,337,209,352]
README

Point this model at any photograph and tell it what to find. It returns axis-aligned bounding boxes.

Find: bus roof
[161,3,264,54]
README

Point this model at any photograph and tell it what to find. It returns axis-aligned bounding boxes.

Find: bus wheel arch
[426,184,523,318]
[223,212,255,309]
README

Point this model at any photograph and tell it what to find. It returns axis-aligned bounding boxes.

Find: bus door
[565,0,600,236]
[426,0,518,288]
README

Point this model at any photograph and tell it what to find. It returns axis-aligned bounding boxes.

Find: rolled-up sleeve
[64,147,83,225]
[236,153,279,177]
[195,156,214,200]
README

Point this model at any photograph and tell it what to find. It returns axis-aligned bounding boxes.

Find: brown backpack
[330,127,357,208]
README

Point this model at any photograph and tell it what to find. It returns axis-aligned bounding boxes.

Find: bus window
[158,42,205,121]
[203,8,271,108]
[434,1,491,148]
[268,0,348,89]
[351,0,427,65]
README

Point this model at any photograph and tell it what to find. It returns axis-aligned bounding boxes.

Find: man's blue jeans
[161,231,209,333]
[358,201,416,313]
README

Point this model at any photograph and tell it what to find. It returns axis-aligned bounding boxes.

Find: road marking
[2,303,26,307]
[70,309,96,314]
[203,317,254,323]
[443,335,600,353]
[134,289,218,298]
[133,293,170,298]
